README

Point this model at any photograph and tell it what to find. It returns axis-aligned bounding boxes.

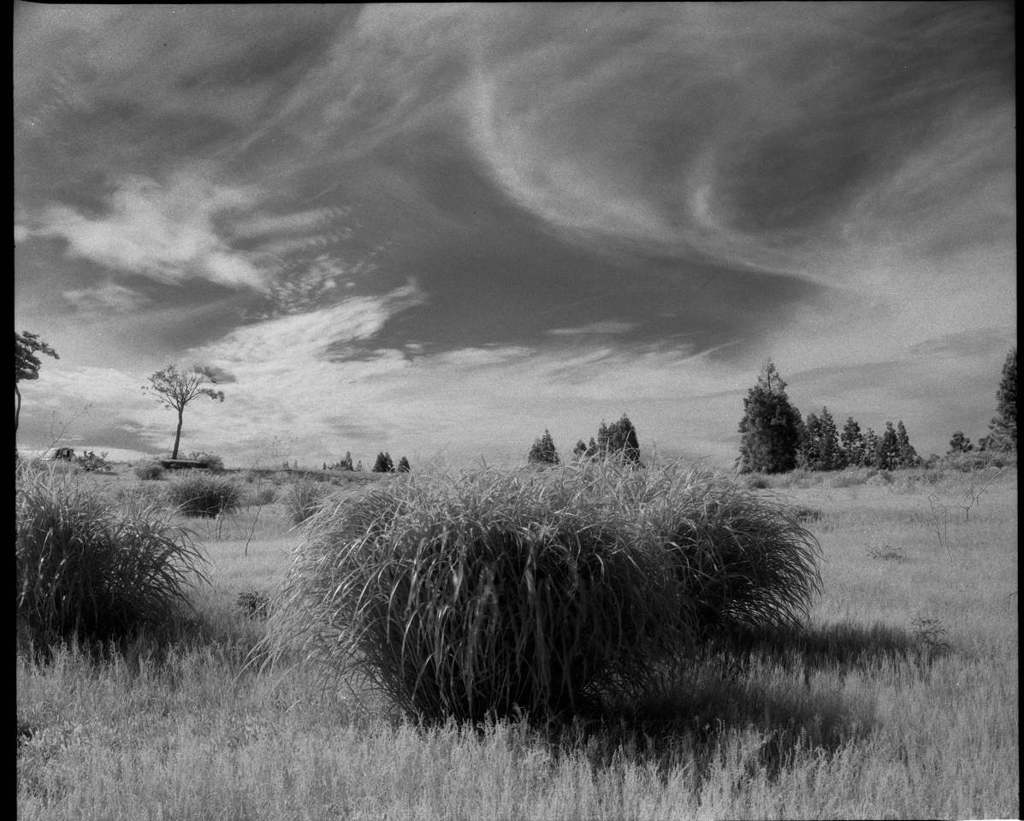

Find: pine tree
[528,429,560,465]
[986,348,1017,451]
[397,456,411,472]
[585,437,598,458]
[572,440,588,460]
[799,411,822,470]
[819,407,844,469]
[737,361,803,473]
[948,431,973,454]
[373,452,394,473]
[840,417,865,467]
[862,428,879,468]
[895,420,918,467]
[601,414,642,465]
[877,422,900,470]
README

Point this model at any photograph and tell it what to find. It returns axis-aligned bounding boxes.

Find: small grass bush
[283,479,331,524]
[168,473,242,518]
[265,461,820,725]
[249,485,278,506]
[134,462,166,481]
[16,465,207,647]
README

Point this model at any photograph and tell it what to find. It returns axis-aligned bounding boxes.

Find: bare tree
[144,365,224,460]
[15,331,59,437]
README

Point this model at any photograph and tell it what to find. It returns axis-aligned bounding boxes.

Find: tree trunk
[15,385,21,435]
[172,408,184,459]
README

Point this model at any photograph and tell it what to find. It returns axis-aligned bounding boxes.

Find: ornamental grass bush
[284,478,332,524]
[16,464,207,648]
[263,460,820,726]
[167,472,242,518]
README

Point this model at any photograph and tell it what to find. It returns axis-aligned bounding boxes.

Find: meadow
[16,458,1019,820]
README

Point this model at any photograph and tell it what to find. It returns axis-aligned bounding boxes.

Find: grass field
[16,461,1018,820]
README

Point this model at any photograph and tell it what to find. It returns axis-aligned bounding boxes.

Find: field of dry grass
[16,460,1018,820]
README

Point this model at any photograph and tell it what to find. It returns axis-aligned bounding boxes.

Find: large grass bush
[16,464,207,647]
[168,473,242,518]
[265,461,820,725]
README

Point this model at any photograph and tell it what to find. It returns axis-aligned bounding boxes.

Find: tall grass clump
[283,479,331,524]
[266,466,693,724]
[167,472,242,518]
[624,467,822,636]
[16,464,207,648]
[265,461,821,725]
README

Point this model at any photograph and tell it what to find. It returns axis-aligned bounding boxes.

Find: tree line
[736,351,1016,473]
[15,330,1016,474]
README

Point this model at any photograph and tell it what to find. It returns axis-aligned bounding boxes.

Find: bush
[187,452,225,471]
[283,479,331,524]
[134,462,166,481]
[167,473,242,518]
[16,465,207,646]
[264,461,820,725]
[250,485,277,506]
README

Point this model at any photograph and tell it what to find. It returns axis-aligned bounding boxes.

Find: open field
[17,461,1018,820]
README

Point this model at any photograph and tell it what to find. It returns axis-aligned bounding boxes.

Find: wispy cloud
[29,170,268,291]
[62,281,149,314]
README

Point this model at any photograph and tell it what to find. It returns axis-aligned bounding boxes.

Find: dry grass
[16,460,1018,820]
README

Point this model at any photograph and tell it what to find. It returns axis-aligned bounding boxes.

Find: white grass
[16,462,1019,820]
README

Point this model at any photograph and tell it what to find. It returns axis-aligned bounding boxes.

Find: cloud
[548,321,636,336]
[30,170,268,290]
[62,281,149,313]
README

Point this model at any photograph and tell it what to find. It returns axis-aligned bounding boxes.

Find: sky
[14,2,1016,469]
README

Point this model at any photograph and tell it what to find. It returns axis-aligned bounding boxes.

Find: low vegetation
[167,473,242,518]
[16,463,207,649]
[264,461,820,724]
[15,456,1018,820]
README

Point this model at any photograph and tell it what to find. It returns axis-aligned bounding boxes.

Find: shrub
[236,588,271,620]
[187,451,225,471]
[264,461,820,725]
[134,462,166,481]
[16,465,207,646]
[167,473,242,518]
[372,452,394,473]
[250,485,277,506]
[284,479,331,524]
[76,449,111,472]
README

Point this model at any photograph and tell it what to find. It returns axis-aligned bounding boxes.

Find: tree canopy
[144,364,225,460]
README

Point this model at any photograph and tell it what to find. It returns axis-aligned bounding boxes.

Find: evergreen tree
[799,411,822,470]
[840,417,865,467]
[737,361,803,473]
[396,456,411,472]
[528,429,560,465]
[948,431,973,454]
[800,408,844,471]
[572,439,588,460]
[986,348,1017,451]
[895,420,918,467]
[601,414,642,465]
[585,437,598,458]
[862,428,879,468]
[596,421,610,455]
[373,452,394,473]
[819,407,844,469]
[877,422,900,470]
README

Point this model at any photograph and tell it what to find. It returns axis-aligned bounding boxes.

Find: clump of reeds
[167,473,242,518]
[263,460,821,725]
[16,464,207,647]
[283,479,331,524]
